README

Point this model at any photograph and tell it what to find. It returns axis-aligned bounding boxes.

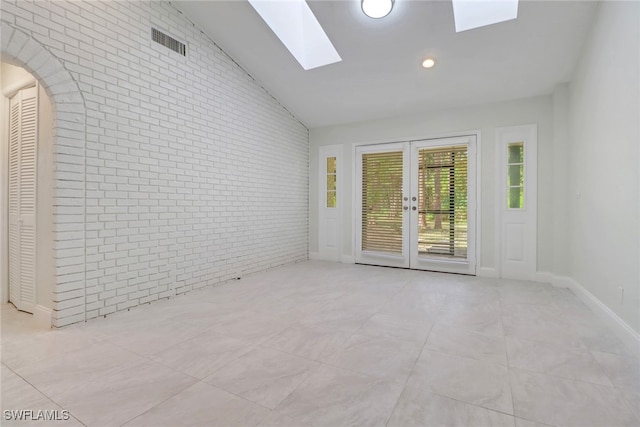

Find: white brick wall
[1,0,309,326]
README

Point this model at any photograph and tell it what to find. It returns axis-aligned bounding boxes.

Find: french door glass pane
[507,142,525,209]
[326,156,337,208]
[361,151,404,254]
[508,143,524,163]
[417,146,468,258]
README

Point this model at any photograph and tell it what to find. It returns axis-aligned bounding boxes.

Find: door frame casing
[409,137,477,274]
[355,142,410,268]
[1,76,37,306]
[351,130,482,274]
[318,144,343,262]
[495,124,538,280]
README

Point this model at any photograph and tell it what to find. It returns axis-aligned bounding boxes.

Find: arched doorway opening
[1,24,86,328]
[1,62,55,326]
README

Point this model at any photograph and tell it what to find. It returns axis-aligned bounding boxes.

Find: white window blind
[417,146,468,258]
[361,151,404,254]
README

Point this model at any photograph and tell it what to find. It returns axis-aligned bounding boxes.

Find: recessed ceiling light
[361,0,395,19]
[422,58,436,68]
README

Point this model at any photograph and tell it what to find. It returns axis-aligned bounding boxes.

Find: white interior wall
[551,83,571,277]
[309,95,555,274]
[36,71,55,311]
[568,1,640,333]
[0,62,55,310]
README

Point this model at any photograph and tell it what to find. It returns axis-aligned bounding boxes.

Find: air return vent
[151,28,186,56]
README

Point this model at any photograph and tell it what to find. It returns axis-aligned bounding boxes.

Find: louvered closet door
[356,137,476,274]
[8,86,38,313]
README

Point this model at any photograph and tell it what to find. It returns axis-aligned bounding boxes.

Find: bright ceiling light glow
[248,0,342,70]
[452,0,519,32]
[422,58,436,68]
[361,0,395,19]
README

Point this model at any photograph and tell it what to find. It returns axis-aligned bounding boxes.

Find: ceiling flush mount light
[361,0,395,19]
[422,58,436,68]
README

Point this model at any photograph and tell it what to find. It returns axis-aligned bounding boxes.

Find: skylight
[452,0,519,32]
[248,0,342,71]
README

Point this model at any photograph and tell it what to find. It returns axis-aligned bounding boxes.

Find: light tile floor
[1,261,639,426]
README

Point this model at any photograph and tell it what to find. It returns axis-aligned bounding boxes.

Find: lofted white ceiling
[173,0,597,128]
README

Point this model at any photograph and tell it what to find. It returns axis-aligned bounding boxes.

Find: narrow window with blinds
[326,157,337,208]
[418,146,468,258]
[507,142,524,209]
[361,151,404,254]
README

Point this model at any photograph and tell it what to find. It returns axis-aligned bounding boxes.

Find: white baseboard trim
[477,267,498,278]
[492,269,637,352]
[535,271,553,284]
[550,275,574,288]
[310,251,342,262]
[557,275,639,355]
[33,305,52,329]
[340,254,355,264]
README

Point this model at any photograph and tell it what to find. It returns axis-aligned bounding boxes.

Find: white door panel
[497,125,537,280]
[355,143,410,268]
[319,145,343,261]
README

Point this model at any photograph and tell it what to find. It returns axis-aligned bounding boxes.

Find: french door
[355,136,476,274]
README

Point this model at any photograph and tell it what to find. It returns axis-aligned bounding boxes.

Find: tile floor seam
[510,365,635,392]
[279,358,405,425]
[1,362,89,427]
[383,295,442,427]
[620,395,640,426]
[505,340,615,388]
[107,369,199,426]
[257,323,359,361]
[86,335,179,370]
[514,415,555,427]
[198,380,278,412]
[499,292,519,422]
[201,345,321,410]
[96,319,213,356]
[588,346,640,361]
[29,339,204,426]
[428,390,517,419]
[122,380,276,427]
[308,356,409,386]
[421,346,508,367]
[269,365,318,410]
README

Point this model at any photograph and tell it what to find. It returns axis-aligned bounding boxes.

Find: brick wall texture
[1,0,309,326]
